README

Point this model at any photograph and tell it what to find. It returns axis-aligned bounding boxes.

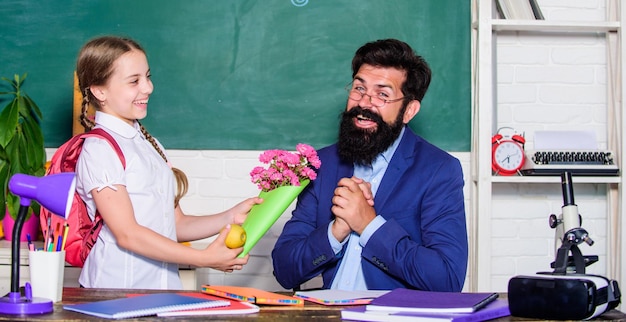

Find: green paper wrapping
[238,180,309,257]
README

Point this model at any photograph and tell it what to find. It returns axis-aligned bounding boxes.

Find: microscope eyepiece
[561,172,575,206]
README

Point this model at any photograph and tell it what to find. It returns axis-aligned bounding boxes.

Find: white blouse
[76,111,182,289]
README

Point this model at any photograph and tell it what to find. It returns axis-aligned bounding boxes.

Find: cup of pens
[28,229,67,302]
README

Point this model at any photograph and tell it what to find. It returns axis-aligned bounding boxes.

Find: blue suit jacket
[271,127,468,291]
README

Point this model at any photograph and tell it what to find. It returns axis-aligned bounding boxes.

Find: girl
[74,35,260,289]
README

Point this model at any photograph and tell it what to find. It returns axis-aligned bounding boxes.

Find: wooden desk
[0,287,623,321]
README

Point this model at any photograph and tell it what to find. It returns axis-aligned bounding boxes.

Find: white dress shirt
[328,127,404,290]
[76,112,182,289]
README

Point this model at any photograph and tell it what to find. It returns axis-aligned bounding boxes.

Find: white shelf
[491,175,621,184]
[470,0,625,293]
[488,19,620,32]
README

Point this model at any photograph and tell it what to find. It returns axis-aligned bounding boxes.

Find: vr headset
[508,273,621,320]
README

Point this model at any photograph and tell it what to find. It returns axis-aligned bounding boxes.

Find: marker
[56,235,63,252]
[47,237,54,252]
[26,234,34,251]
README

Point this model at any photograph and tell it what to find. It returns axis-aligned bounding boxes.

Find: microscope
[508,172,621,320]
[548,171,596,274]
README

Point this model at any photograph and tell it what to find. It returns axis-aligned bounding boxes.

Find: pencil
[61,223,69,251]
[45,215,51,251]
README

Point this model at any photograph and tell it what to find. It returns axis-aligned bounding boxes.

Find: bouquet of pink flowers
[239,144,320,257]
[250,143,321,192]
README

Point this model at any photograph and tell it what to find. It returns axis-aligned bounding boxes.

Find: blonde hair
[76,36,187,206]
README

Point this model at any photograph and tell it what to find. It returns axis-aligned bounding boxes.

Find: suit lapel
[374,130,416,213]
[337,159,354,179]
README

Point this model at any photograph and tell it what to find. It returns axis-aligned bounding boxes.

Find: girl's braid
[139,122,167,162]
[138,122,188,207]
[80,88,96,131]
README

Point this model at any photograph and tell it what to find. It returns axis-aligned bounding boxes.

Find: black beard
[337,106,405,165]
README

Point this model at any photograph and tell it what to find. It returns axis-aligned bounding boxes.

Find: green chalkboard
[0,0,470,151]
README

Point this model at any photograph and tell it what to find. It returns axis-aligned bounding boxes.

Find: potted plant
[0,74,46,241]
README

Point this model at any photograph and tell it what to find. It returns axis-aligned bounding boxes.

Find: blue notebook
[366,288,498,314]
[63,293,229,319]
[342,299,510,322]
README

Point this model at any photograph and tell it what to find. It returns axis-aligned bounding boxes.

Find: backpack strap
[76,128,126,264]
[57,128,126,172]
[82,128,125,167]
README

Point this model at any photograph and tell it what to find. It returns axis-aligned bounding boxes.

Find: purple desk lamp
[0,172,75,315]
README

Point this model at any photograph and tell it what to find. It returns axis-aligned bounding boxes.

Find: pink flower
[251,143,321,192]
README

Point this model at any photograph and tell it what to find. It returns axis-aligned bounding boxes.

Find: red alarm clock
[492,128,526,176]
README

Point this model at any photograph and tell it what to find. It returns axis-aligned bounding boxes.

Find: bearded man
[271,39,468,292]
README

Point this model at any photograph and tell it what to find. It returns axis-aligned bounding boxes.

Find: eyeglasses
[345,83,408,108]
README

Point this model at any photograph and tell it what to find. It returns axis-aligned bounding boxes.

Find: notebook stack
[341,288,511,322]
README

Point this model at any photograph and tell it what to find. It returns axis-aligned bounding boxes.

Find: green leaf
[0,162,8,219]
[0,202,5,221]
[23,110,44,139]
[0,76,14,85]
[16,131,31,174]
[14,74,25,89]
[21,117,45,171]
[24,93,43,121]
[0,142,7,162]
[0,98,19,147]
[6,191,20,219]
[29,202,41,221]
[5,136,22,175]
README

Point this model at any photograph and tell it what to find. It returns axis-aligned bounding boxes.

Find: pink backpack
[40,128,125,267]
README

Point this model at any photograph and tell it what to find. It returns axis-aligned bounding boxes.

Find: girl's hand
[201,225,249,272]
[229,196,263,225]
